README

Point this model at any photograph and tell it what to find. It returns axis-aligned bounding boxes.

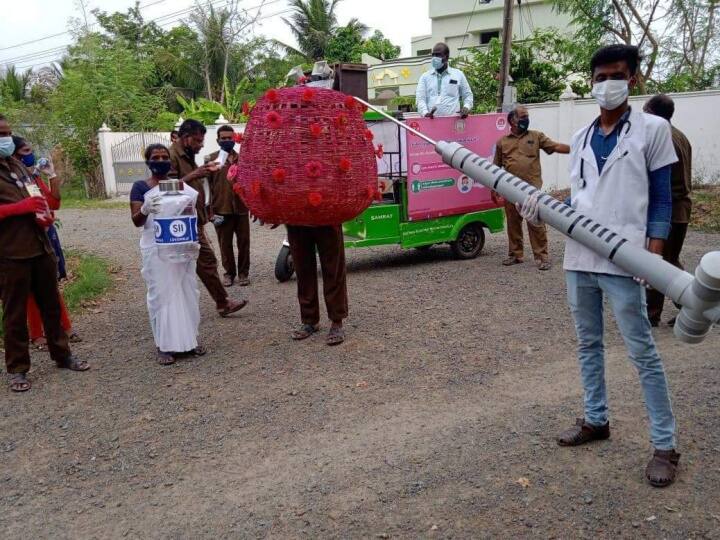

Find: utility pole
[496,0,514,112]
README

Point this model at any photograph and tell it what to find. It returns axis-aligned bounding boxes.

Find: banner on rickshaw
[405,114,509,221]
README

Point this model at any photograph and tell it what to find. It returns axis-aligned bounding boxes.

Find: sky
[0,0,432,70]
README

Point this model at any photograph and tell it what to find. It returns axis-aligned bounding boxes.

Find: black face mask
[517,118,530,132]
[218,140,235,153]
[147,160,172,177]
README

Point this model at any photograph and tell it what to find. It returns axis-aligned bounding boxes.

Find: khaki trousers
[504,200,549,262]
[286,225,348,325]
[214,214,250,279]
[0,253,71,373]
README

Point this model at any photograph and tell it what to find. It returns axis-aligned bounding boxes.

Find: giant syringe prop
[355,97,720,344]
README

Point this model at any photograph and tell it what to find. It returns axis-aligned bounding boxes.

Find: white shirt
[563,109,677,276]
[416,66,473,117]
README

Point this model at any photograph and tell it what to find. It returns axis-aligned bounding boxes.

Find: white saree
[138,185,200,353]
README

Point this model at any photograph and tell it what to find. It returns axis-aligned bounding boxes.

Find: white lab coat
[563,109,677,276]
[138,186,201,353]
[416,66,473,117]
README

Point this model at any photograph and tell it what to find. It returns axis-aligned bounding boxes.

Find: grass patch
[0,251,112,338]
[690,186,720,233]
[61,251,113,312]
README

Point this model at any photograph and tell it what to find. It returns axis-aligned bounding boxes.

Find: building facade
[368,0,572,106]
[411,0,572,57]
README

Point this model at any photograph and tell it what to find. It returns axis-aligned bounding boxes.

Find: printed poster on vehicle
[405,114,509,221]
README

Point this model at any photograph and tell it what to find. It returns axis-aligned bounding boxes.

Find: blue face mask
[21,152,36,167]
[431,56,444,71]
[218,140,235,153]
[0,136,15,158]
[147,160,172,177]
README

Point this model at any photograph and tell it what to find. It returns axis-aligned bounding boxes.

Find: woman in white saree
[129,144,202,365]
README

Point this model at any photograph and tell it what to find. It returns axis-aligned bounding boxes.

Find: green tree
[326,24,365,63]
[362,30,401,61]
[0,65,33,102]
[50,34,164,197]
[461,29,593,112]
[281,0,367,61]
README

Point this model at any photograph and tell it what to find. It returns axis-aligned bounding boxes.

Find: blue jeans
[565,271,676,450]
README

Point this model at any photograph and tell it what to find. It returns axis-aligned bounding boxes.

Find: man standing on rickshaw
[416,43,473,119]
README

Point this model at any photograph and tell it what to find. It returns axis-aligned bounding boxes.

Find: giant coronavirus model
[228,87,379,226]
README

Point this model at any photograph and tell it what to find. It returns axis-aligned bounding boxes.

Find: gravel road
[1,207,719,539]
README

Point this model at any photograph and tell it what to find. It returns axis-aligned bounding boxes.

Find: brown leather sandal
[502,256,524,266]
[646,449,680,487]
[292,324,319,341]
[157,351,176,366]
[557,418,610,446]
[326,325,345,346]
[55,355,90,371]
[217,299,247,317]
[9,373,31,392]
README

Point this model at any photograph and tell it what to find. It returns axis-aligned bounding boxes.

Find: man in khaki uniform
[0,115,88,392]
[494,105,570,270]
[205,125,250,287]
[169,119,246,317]
[643,94,693,326]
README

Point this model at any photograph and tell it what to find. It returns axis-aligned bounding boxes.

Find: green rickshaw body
[342,112,508,251]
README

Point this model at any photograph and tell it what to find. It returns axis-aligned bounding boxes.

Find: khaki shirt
[0,157,53,259]
[493,129,562,186]
[169,141,209,224]
[670,126,692,224]
[205,150,247,216]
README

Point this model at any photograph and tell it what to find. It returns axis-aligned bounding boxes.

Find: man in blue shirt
[416,43,473,118]
[521,45,680,487]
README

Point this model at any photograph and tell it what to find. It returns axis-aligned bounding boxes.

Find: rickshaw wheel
[275,245,295,282]
[451,223,485,259]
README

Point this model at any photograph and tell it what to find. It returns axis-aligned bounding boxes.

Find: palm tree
[281,0,367,61]
[0,65,33,102]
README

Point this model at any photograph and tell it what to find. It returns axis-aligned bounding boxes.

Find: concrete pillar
[97,123,117,197]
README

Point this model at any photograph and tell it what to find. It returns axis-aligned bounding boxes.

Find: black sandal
[157,351,176,366]
[326,325,345,346]
[55,355,91,371]
[291,324,319,341]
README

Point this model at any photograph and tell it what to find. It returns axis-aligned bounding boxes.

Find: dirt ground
[1,208,719,539]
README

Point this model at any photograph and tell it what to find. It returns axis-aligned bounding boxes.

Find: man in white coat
[519,45,680,487]
[416,42,473,119]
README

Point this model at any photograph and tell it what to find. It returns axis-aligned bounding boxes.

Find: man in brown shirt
[0,115,88,392]
[205,125,250,287]
[493,105,570,270]
[169,119,246,317]
[643,94,693,326]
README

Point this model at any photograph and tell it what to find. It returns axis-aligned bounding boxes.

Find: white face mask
[591,79,629,110]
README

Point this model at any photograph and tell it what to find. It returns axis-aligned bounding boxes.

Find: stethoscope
[579,110,633,188]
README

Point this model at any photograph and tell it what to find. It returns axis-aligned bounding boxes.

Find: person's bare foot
[32,337,47,350]
[222,274,234,287]
[237,275,250,286]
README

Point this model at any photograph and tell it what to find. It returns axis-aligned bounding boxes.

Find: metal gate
[111,132,171,194]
